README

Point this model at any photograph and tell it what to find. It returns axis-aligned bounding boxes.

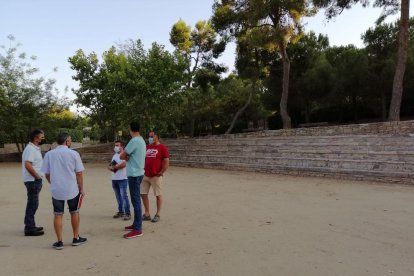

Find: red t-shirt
[144,143,169,177]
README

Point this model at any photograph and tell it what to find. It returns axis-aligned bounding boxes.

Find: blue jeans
[128,176,143,231]
[112,179,130,214]
[24,179,43,231]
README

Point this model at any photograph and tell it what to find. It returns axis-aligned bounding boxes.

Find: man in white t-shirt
[107,140,130,220]
[22,129,45,236]
[41,133,86,250]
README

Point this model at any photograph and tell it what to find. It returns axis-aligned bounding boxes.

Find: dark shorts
[52,194,80,215]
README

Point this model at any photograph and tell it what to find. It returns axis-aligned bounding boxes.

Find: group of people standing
[108,121,170,238]
[21,121,170,249]
[22,130,86,250]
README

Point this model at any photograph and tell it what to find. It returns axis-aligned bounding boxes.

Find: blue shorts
[52,194,80,215]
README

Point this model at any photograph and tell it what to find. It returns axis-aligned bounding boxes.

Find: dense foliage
[2,8,413,142]
[0,35,83,151]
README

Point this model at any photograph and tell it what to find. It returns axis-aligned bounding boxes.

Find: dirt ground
[1,162,414,276]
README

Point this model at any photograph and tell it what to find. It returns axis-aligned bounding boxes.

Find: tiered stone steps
[164,134,414,183]
[75,121,414,184]
[77,143,113,163]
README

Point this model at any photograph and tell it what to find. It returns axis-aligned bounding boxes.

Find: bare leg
[70,212,80,238]
[54,214,63,241]
[141,194,150,216]
[155,195,162,216]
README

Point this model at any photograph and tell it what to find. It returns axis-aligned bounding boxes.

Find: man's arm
[76,172,84,195]
[45,173,50,183]
[121,140,133,160]
[119,151,128,160]
[114,160,127,170]
[157,158,170,177]
[24,161,42,180]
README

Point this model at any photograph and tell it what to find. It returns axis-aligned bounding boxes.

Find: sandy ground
[1,163,414,276]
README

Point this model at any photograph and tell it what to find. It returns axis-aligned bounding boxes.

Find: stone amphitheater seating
[76,121,414,184]
[165,135,414,183]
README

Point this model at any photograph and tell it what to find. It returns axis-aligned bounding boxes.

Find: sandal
[142,214,151,221]
[151,214,160,223]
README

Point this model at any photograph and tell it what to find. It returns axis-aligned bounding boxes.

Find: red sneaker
[124,230,143,239]
[124,225,134,231]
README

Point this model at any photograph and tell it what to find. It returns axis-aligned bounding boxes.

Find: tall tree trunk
[16,142,22,153]
[388,0,410,121]
[225,85,254,134]
[188,97,195,137]
[381,89,387,121]
[14,133,23,153]
[186,54,199,137]
[279,43,291,129]
[305,91,310,123]
[352,92,358,124]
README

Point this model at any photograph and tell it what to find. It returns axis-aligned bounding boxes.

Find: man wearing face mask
[21,129,46,236]
[108,140,130,220]
[41,133,86,250]
[141,130,169,223]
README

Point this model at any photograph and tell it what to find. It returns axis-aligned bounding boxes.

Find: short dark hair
[150,130,160,138]
[56,133,70,145]
[114,140,124,147]
[30,129,44,142]
[130,121,140,132]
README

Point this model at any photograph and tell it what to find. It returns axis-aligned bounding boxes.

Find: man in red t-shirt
[140,131,170,223]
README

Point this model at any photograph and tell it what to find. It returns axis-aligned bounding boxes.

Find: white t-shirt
[41,145,85,200]
[22,142,44,182]
[111,153,127,180]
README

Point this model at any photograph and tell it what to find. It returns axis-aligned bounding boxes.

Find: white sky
[1,0,412,113]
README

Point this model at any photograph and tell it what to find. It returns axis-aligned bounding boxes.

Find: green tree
[69,40,187,139]
[212,0,317,129]
[324,45,370,123]
[69,47,127,141]
[287,32,331,123]
[215,74,267,134]
[362,21,398,120]
[0,35,58,152]
[170,19,226,136]
[223,38,269,134]
[314,0,410,121]
[125,42,187,135]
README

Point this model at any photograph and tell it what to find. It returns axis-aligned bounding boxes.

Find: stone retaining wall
[0,152,21,162]
[3,121,414,184]
[210,120,414,138]
[164,121,414,184]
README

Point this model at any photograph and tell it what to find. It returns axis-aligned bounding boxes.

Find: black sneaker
[72,236,87,246]
[113,212,124,218]
[142,214,151,221]
[123,213,131,221]
[53,241,63,250]
[25,230,44,236]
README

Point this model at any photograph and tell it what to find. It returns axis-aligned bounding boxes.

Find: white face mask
[148,137,154,145]
[114,146,120,153]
